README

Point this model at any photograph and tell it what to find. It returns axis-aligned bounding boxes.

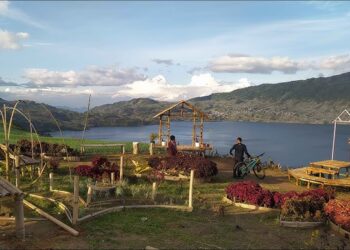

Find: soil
[1,157,349,249]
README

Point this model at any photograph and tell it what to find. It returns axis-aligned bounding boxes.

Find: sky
[1,1,350,108]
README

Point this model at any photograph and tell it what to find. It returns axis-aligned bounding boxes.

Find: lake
[52,121,350,167]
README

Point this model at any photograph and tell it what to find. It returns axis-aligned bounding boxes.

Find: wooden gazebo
[153,100,209,147]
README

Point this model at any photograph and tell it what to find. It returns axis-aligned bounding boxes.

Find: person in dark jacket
[229,137,251,178]
[167,135,177,157]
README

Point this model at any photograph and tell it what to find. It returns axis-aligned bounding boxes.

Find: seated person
[167,135,177,157]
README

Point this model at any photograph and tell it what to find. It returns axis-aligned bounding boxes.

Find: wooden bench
[306,167,339,179]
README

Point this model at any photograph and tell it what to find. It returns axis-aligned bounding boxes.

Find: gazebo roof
[0,177,22,198]
[153,100,208,119]
[333,109,350,124]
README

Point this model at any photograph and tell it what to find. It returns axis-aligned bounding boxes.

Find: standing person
[167,135,177,157]
[229,137,251,178]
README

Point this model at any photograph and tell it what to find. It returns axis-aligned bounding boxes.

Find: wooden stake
[189,170,194,209]
[72,176,79,225]
[14,194,25,239]
[49,172,53,191]
[87,186,92,205]
[15,155,20,188]
[120,156,124,181]
[149,142,154,156]
[111,172,115,185]
[152,182,157,201]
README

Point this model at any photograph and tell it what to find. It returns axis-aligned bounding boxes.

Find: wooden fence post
[132,142,139,155]
[15,156,20,188]
[14,194,25,239]
[152,182,157,201]
[111,172,115,185]
[49,172,53,191]
[86,185,92,205]
[72,176,79,224]
[149,143,154,156]
[120,156,124,181]
[188,170,194,209]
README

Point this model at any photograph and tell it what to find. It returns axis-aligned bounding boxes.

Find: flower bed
[74,156,119,181]
[148,153,218,180]
[325,199,350,232]
[225,181,334,211]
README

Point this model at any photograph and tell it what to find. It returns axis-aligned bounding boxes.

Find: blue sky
[1,1,350,107]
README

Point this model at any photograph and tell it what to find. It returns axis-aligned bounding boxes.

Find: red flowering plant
[148,153,218,180]
[74,156,119,181]
[325,199,350,231]
[225,181,334,209]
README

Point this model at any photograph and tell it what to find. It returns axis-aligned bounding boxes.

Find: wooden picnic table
[310,160,350,176]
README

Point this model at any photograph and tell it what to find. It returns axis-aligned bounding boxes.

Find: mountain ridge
[1,72,350,132]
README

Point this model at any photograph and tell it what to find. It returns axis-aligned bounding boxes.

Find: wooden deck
[288,167,350,188]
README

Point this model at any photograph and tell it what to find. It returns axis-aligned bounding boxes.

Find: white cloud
[0,1,46,29]
[0,29,29,50]
[24,66,146,87]
[318,54,350,72]
[209,55,303,74]
[114,73,251,101]
[208,54,350,74]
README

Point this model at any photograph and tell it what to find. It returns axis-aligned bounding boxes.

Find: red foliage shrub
[325,199,350,231]
[148,153,218,179]
[225,181,334,209]
[74,156,119,180]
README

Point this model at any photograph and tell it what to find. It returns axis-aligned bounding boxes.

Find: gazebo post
[200,116,204,146]
[192,112,196,146]
[167,111,171,142]
[331,121,337,160]
[158,116,163,145]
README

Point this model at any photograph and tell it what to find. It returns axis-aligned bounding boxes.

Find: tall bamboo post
[14,194,25,239]
[200,116,204,146]
[3,105,9,176]
[152,182,157,201]
[111,172,115,185]
[49,172,53,191]
[86,186,92,205]
[15,155,20,188]
[72,176,79,224]
[192,112,196,146]
[188,170,194,209]
[158,116,163,145]
[119,156,124,181]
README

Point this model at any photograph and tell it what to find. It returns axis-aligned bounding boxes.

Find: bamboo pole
[159,116,163,145]
[152,182,157,201]
[49,172,53,191]
[120,156,124,181]
[3,105,9,176]
[72,176,79,225]
[188,170,194,209]
[192,113,196,146]
[23,199,79,236]
[166,113,171,142]
[200,116,204,146]
[86,186,92,205]
[111,172,115,185]
[15,155,20,188]
[149,142,154,156]
[14,194,25,239]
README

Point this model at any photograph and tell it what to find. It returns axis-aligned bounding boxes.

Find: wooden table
[310,160,350,176]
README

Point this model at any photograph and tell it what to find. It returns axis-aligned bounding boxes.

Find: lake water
[52,121,350,167]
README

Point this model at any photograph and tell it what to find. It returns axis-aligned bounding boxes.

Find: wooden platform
[288,167,350,188]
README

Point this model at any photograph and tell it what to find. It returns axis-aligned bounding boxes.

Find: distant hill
[1,72,350,133]
[190,72,350,124]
